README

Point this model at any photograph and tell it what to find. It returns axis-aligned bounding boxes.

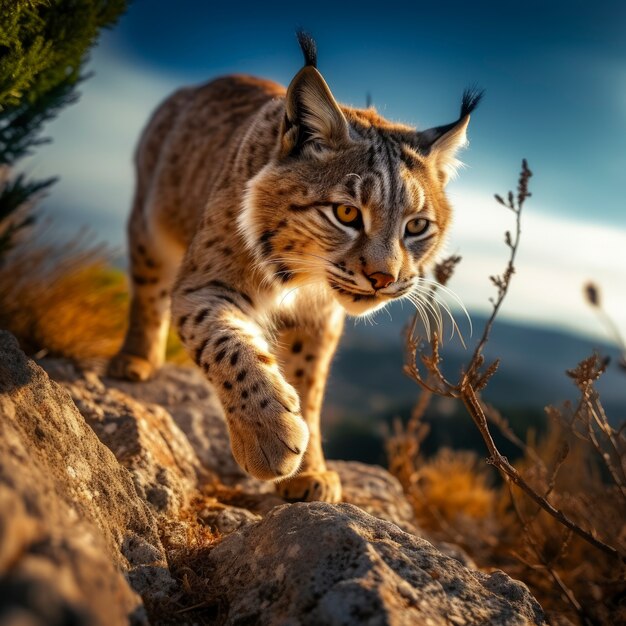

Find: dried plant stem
[460,384,620,560]
[404,160,624,563]
[507,484,589,625]
[583,394,626,503]
[484,402,545,468]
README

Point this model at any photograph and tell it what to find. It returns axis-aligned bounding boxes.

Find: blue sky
[24,0,626,340]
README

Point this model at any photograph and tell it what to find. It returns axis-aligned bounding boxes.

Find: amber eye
[405,217,430,237]
[333,204,362,228]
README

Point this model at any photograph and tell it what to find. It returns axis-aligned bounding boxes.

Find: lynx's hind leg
[109,195,183,381]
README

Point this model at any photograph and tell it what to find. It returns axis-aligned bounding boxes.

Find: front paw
[276,470,342,503]
[228,397,309,481]
[107,352,155,381]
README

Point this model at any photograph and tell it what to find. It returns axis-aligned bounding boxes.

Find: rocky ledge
[0,331,545,625]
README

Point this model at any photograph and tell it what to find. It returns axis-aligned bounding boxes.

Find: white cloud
[20,45,626,345]
[445,187,626,341]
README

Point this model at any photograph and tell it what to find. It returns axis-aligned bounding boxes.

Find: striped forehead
[344,131,424,221]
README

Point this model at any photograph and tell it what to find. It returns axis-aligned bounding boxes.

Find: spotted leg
[170,270,310,480]
[273,306,344,503]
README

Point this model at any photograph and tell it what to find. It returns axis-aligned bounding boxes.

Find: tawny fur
[109,38,478,503]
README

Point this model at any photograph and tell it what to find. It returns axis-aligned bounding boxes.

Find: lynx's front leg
[273,306,344,503]
[172,280,309,480]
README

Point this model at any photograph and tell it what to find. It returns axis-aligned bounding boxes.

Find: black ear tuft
[296,30,317,68]
[460,86,485,118]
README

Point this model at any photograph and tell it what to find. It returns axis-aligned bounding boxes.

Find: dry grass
[151,497,226,626]
[389,406,626,625]
[0,226,189,366]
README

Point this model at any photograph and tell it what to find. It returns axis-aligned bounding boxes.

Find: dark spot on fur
[276,263,293,283]
[251,383,260,393]
[259,230,275,257]
[178,314,189,329]
[292,340,303,354]
[132,274,158,286]
[215,349,227,363]
[236,369,247,382]
[216,294,237,306]
[260,399,269,409]
[214,335,231,346]
[295,368,305,378]
[242,390,249,399]
[305,354,315,362]
[194,308,210,325]
[223,381,233,390]
[194,338,209,365]
[230,351,240,366]
[238,291,254,306]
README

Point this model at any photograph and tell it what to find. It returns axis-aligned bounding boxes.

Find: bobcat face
[244,139,450,316]
[241,42,481,316]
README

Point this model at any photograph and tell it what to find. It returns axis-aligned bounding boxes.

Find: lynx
[108,33,481,502]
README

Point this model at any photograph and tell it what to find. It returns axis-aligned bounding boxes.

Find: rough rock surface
[207,502,545,626]
[45,360,204,515]
[0,332,173,626]
[0,333,546,625]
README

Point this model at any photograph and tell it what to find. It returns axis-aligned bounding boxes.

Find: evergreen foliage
[0,0,127,257]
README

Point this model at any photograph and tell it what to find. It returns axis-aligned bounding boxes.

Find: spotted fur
[108,33,480,503]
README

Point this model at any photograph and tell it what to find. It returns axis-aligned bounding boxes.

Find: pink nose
[367,271,396,290]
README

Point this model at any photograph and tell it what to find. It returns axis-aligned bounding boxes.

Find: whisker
[409,290,443,339]
[407,294,435,340]
[416,278,473,337]
[406,295,431,339]
[412,284,468,349]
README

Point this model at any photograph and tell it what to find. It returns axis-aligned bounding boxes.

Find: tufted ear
[415,88,483,184]
[279,32,350,158]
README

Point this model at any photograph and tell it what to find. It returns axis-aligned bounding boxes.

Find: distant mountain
[324,305,625,426]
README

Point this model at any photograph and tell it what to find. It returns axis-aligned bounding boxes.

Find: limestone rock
[51,362,204,515]
[329,460,419,533]
[206,502,546,626]
[107,364,242,481]
[1,338,546,625]
[0,332,173,625]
